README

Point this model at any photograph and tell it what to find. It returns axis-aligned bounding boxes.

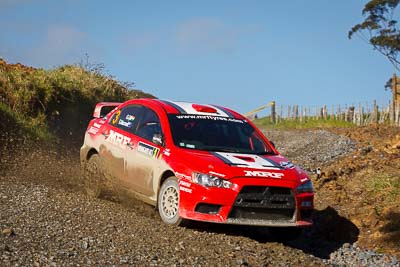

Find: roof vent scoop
[192,104,218,114]
[234,156,256,162]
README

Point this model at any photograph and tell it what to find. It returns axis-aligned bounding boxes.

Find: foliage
[253,117,355,130]
[349,0,400,71]
[0,102,53,141]
[0,58,154,142]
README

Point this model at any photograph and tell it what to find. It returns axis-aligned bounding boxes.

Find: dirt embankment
[265,126,400,257]
[320,126,400,256]
[1,124,399,266]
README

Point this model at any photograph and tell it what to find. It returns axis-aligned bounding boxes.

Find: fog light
[295,180,313,194]
[301,201,312,207]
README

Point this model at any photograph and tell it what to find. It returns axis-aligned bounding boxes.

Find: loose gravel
[1,128,398,266]
[262,129,356,171]
[324,243,399,267]
[0,177,324,266]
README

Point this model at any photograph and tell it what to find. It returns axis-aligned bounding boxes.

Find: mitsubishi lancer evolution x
[80,99,314,233]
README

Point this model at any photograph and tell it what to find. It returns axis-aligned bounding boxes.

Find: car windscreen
[168,114,275,155]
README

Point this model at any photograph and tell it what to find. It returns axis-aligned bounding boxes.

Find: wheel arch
[80,147,99,168]
[86,148,98,161]
[156,170,176,209]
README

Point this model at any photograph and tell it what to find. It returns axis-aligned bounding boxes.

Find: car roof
[132,99,244,119]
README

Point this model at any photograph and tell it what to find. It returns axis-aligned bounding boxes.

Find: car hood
[176,149,309,183]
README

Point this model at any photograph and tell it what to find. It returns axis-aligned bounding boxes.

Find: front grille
[228,186,295,221]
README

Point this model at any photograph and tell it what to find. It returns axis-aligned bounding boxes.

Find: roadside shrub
[0,58,154,143]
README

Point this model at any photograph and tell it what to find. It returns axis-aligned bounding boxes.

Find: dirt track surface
[0,147,327,266]
[0,178,326,266]
[1,127,399,266]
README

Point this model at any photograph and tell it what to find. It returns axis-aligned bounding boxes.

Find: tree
[349,0,400,71]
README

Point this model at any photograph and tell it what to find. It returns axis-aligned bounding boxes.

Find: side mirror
[152,134,164,146]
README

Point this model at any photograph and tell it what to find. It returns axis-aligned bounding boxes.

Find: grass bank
[0,59,154,145]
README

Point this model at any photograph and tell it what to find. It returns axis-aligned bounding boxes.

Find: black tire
[158,176,183,226]
[83,154,104,198]
[269,227,303,241]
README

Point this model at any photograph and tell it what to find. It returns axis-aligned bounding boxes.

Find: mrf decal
[243,170,284,178]
[105,130,133,149]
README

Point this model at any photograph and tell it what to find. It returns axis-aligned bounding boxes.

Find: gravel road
[0,178,325,266]
[1,129,398,266]
[262,129,356,171]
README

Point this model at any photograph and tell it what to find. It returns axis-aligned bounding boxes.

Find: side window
[136,107,162,143]
[109,105,141,133]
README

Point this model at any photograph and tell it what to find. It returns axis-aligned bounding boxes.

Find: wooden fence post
[323,105,328,120]
[373,100,378,124]
[391,74,397,124]
[315,107,319,120]
[394,73,400,125]
[348,106,355,122]
[299,106,303,122]
[292,105,298,120]
[271,101,276,124]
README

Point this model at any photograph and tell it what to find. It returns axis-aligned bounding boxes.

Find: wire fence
[253,100,400,126]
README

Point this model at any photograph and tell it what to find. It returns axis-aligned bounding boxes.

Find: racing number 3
[112,110,121,125]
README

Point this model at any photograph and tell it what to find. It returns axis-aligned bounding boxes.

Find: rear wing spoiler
[93,102,122,118]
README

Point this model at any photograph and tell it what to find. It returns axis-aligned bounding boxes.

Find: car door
[100,105,142,183]
[125,106,164,198]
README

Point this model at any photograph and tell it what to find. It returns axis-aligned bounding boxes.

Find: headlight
[192,172,232,188]
[295,180,313,194]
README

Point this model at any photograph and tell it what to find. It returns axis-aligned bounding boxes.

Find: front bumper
[178,177,313,227]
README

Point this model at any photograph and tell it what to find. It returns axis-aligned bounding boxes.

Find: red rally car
[80,99,314,231]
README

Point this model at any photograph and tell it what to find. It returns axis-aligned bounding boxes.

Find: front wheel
[158,176,183,226]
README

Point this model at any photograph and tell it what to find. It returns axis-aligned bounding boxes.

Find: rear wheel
[83,154,104,198]
[158,177,183,226]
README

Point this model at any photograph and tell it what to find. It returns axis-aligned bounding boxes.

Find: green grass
[0,102,54,141]
[0,58,154,144]
[253,116,356,129]
[365,173,400,204]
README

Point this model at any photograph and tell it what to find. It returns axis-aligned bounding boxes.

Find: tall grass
[0,59,154,142]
